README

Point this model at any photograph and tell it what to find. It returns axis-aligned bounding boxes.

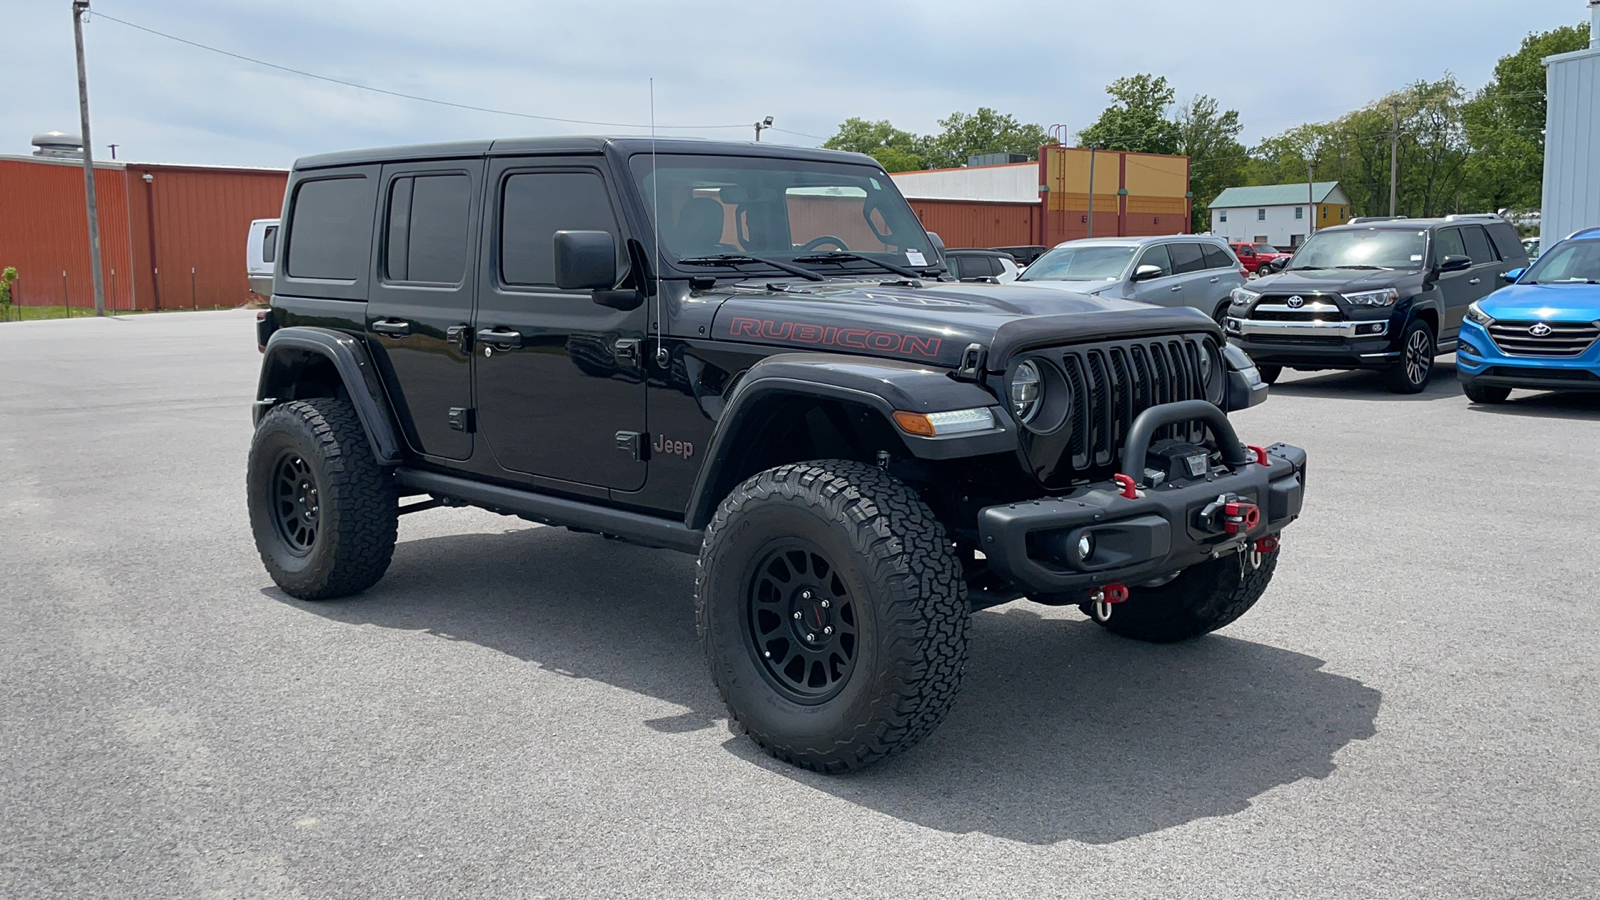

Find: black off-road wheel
[1082,545,1280,643]
[1463,383,1511,404]
[1257,364,1282,385]
[696,460,968,773]
[247,398,397,601]
[1385,320,1435,394]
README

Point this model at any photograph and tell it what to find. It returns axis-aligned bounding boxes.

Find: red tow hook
[1112,474,1143,500]
[1254,535,1280,554]
[1090,583,1129,621]
[1223,501,1261,535]
[1247,445,1269,466]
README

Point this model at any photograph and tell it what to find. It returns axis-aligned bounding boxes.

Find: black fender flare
[684,353,1015,529]
[254,327,404,465]
[1401,290,1445,336]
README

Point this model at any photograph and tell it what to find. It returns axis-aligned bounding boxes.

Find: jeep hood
[707,280,1219,369]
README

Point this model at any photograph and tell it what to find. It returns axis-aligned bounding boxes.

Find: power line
[89,11,751,131]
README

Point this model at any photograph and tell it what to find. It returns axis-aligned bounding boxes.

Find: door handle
[1208,276,1220,283]
[446,324,472,353]
[1468,277,1481,285]
[1170,285,1183,292]
[476,327,522,350]
[371,319,411,338]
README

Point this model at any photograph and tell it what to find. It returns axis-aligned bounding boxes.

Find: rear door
[1167,241,1212,313]
[472,156,648,491]
[365,160,482,461]
[1128,243,1180,307]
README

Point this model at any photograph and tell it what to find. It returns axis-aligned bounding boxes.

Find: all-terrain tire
[1385,319,1436,394]
[696,460,968,773]
[1257,364,1282,385]
[1463,383,1511,404]
[1082,546,1280,643]
[247,398,397,600]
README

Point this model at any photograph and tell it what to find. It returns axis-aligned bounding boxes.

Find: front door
[473,157,648,490]
[366,160,482,461]
[1432,227,1488,339]
[1130,243,1182,307]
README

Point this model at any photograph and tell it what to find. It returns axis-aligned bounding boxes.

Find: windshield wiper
[1333,264,1388,270]
[678,254,824,282]
[791,251,929,280]
[1287,265,1325,271]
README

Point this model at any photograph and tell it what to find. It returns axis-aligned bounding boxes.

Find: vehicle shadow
[1267,359,1462,401]
[1464,390,1600,420]
[265,526,1380,846]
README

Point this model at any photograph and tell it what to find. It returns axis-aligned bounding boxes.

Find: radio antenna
[650,78,667,368]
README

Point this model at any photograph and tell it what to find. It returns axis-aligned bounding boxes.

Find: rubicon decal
[725,317,943,359]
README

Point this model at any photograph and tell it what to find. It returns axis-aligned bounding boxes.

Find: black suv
[248,138,1307,772]
[1224,215,1529,393]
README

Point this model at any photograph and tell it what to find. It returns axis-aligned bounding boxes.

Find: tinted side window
[1202,244,1234,270]
[1461,225,1496,265]
[1168,242,1206,275]
[1435,228,1466,261]
[385,173,471,284]
[262,226,278,264]
[1486,223,1523,260]
[287,177,368,280]
[1136,244,1173,277]
[501,171,619,287]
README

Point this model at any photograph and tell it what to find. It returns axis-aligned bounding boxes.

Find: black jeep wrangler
[249,138,1307,772]
[1224,215,1529,393]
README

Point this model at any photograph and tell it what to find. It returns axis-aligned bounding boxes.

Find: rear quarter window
[1167,242,1207,275]
[286,177,369,280]
[1202,244,1235,270]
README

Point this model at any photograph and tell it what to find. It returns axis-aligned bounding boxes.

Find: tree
[1175,95,1246,231]
[921,108,1050,169]
[821,118,928,172]
[0,267,15,321]
[1462,21,1591,212]
[1078,74,1181,154]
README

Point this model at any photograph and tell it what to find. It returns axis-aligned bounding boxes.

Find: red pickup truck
[1229,242,1290,274]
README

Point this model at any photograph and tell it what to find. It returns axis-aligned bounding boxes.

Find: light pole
[754,116,773,141]
[72,0,106,317]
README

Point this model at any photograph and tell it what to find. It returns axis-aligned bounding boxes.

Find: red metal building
[0,154,287,311]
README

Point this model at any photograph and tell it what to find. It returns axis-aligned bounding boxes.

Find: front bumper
[1225,314,1398,368]
[976,403,1307,596]
[1457,320,1600,392]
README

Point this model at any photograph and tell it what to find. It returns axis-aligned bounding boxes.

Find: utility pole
[1388,101,1400,218]
[754,116,773,141]
[72,0,106,317]
[1307,158,1316,240]
[1086,145,1097,238]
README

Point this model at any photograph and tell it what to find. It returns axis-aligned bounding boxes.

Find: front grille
[1486,321,1599,357]
[1251,335,1346,346]
[1055,336,1211,474]
[1254,295,1345,322]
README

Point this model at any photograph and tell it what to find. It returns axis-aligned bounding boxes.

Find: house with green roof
[1208,182,1352,249]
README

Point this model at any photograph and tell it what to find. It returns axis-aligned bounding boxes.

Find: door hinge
[448,407,476,433]
[446,324,472,354]
[615,431,649,461]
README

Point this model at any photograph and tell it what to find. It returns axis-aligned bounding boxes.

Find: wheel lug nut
[792,611,801,620]
[802,590,812,599]
[805,633,815,641]
[763,651,771,658]
[820,600,830,608]
[823,626,833,635]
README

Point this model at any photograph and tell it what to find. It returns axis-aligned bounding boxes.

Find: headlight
[1230,287,1261,306]
[1344,288,1399,307]
[1465,301,1494,326]
[1011,360,1042,423]
[1201,341,1225,403]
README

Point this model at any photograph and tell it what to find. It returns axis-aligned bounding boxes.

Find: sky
[3,0,1592,169]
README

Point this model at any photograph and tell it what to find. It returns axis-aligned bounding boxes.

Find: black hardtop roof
[293,136,876,172]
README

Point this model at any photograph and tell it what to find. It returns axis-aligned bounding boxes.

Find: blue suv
[1458,227,1600,403]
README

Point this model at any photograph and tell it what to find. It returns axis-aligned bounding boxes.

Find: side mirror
[926,231,946,254]
[554,230,618,290]
[1438,254,1472,273]
[1500,267,1526,284]
[1131,264,1165,282]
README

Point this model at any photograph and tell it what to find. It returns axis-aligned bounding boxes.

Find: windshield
[1290,229,1428,270]
[629,154,933,272]
[1018,245,1136,282]
[1522,239,1600,283]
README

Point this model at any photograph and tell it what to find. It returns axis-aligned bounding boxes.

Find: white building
[1207,182,1352,249]
[1540,1,1600,252]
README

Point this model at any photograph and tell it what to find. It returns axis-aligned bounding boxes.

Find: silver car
[1016,235,1247,323]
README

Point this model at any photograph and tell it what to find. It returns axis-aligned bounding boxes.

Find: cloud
[2,0,1588,168]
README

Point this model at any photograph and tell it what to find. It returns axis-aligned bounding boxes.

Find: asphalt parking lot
[2,309,1597,899]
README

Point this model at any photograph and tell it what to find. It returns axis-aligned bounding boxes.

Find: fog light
[1459,339,1481,357]
[1077,533,1094,561]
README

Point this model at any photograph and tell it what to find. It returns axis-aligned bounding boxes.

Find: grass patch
[0,305,234,322]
